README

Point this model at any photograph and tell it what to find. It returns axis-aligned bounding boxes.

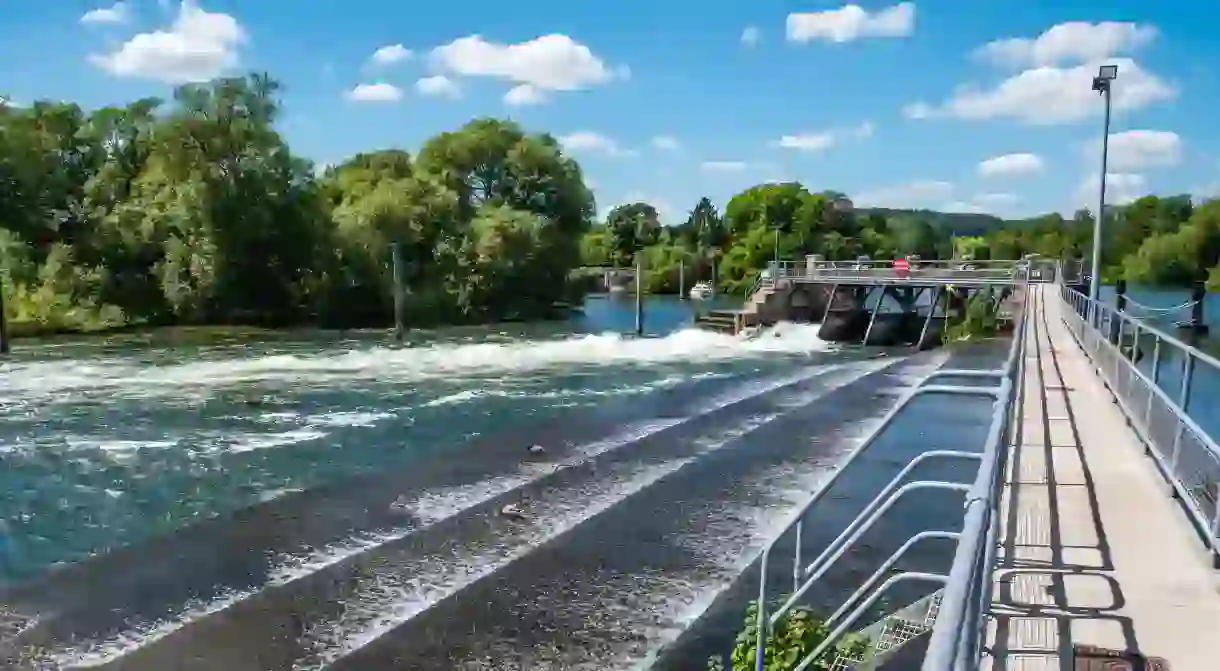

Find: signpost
[893,257,910,278]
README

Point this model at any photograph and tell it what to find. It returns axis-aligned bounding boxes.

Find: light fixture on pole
[1089,64,1118,317]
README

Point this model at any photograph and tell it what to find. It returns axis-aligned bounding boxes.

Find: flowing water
[0,295,1008,670]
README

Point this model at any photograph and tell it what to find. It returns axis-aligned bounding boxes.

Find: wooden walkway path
[987,285,1220,670]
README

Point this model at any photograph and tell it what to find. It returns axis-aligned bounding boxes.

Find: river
[0,294,1010,670]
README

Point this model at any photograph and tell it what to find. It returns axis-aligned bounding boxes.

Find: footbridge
[747,278,1220,670]
[695,257,1063,345]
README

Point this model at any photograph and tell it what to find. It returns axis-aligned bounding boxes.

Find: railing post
[1168,353,1195,481]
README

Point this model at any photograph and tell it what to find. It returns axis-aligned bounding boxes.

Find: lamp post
[1089,64,1118,319]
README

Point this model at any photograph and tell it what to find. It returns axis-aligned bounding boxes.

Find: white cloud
[904,58,1174,125]
[771,121,874,152]
[370,44,412,66]
[856,180,954,208]
[621,191,678,223]
[977,153,1044,177]
[1089,129,1181,171]
[558,131,636,157]
[416,75,460,99]
[700,161,750,173]
[787,2,915,44]
[651,135,681,151]
[974,22,1157,69]
[943,192,1019,214]
[1074,172,1147,206]
[345,83,403,103]
[504,84,546,106]
[741,26,761,47]
[81,2,131,25]
[88,1,245,83]
[430,34,625,103]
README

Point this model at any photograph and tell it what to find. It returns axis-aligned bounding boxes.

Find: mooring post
[635,259,645,336]
[391,241,406,342]
[679,257,685,300]
[0,278,9,355]
[1191,281,1205,329]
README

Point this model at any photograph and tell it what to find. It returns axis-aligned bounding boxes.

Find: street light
[1089,64,1118,315]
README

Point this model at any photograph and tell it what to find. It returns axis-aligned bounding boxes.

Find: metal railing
[1058,284,1220,565]
[750,293,1027,670]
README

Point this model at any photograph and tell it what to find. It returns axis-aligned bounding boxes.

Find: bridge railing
[749,290,1027,670]
[1058,284,1220,566]
[768,258,1026,286]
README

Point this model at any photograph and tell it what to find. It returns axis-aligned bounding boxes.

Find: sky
[3,0,1220,224]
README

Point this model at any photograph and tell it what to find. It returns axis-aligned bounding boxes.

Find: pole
[635,259,644,336]
[679,257,685,300]
[0,278,9,355]
[773,227,780,274]
[1089,84,1112,323]
[391,241,406,342]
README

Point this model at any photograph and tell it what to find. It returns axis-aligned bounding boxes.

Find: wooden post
[635,259,644,336]
[679,258,685,300]
[0,279,9,355]
[391,241,406,342]
[1115,279,1127,313]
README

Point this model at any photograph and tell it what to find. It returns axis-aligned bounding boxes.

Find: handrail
[1058,284,1220,566]
[749,275,1028,671]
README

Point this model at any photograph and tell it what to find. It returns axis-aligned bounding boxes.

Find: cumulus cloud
[1089,129,1181,171]
[415,75,459,99]
[558,131,637,157]
[81,2,131,25]
[903,58,1174,125]
[771,121,873,152]
[651,135,681,151]
[504,84,546,106]
[345,83,403,103]
[429,34,625,105]
[977,153,1044,177]
[787,3,915,43]
[1074,172,1147,206]
[741,26,761,47]
[943,193,1019,214]
[370,44,412,66]
[88,1,245,83]
[856,180,954,208]
[974,21,1157,69]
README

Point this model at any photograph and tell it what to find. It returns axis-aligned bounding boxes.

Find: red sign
[893,258,910,277]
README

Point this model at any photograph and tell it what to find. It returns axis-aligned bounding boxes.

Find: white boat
[688,281,714,300]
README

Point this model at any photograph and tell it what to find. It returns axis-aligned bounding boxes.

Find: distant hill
[860,207,1006,237]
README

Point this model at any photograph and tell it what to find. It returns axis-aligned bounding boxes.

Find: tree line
[3,72,1219,336]
[0,74,593,335]
[586,184,1220,296]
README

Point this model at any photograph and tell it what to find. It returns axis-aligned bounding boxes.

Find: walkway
[987,285,1220,670]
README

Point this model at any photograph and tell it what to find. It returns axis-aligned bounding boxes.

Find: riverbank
[2,302,586,346]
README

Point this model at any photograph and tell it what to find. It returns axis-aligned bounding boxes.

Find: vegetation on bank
[706,602,868,671]
[4,72,1220,337]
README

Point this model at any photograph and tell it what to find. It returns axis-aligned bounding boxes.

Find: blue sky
[3,1,1220,223]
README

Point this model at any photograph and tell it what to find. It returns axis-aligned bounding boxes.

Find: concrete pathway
[986,284,1220,671]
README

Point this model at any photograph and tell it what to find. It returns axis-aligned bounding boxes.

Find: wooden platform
[986,285,1220,671]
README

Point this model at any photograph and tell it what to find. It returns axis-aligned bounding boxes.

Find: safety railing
[750,294,1027,670]
[1058,284,1220,566]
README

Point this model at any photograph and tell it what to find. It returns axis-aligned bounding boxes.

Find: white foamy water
[0,323,832,403]
[291,361,887,669]
[44,363,852,668]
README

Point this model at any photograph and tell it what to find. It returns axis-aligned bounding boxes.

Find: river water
[0,294,1008,670]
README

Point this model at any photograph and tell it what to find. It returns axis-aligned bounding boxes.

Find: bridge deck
[987,285,1220,670]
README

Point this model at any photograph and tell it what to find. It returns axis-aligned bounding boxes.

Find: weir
[696,256,1047,348]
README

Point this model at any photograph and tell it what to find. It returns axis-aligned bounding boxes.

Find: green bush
[708,602,868,671]
[943,292,999,343]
